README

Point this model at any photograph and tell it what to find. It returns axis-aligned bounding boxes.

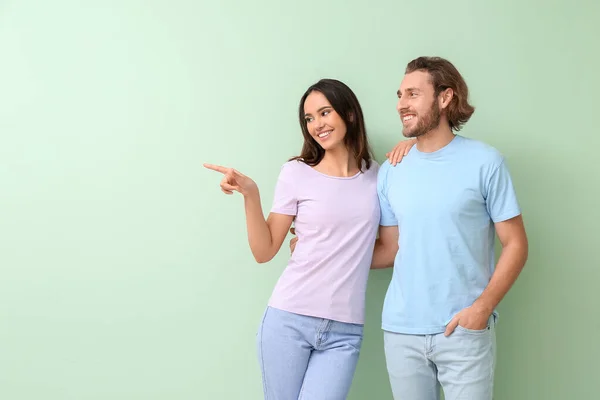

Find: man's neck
[415,124,455,153]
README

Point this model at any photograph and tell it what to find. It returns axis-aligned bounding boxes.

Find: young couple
[205,56,528,400]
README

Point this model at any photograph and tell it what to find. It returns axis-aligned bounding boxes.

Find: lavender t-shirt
[267,159,380,324]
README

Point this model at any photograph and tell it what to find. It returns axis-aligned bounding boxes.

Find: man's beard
[403,100,441,138]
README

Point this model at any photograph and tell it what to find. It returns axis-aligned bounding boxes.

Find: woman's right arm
[204,163,294,263]
[243,190,294,263]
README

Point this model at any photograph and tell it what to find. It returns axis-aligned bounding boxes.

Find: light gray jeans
[384,315,496,400]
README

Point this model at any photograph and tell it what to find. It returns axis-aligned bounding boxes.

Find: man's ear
[439,88,454,110]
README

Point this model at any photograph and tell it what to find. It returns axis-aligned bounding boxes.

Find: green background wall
[1,1,598,399]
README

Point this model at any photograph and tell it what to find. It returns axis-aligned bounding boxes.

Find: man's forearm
[474,240,528,313]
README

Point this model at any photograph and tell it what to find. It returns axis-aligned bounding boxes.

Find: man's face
[396,70,441,138]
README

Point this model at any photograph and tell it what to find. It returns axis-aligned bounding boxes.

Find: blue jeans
[256,306,364,399]
[384,315,496,400]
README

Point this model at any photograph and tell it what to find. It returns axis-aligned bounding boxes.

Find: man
[372,56,528,399]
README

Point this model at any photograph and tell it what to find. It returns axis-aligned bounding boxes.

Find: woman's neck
[314,146,359,177]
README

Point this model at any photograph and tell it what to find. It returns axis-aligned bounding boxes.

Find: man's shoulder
[378,159,391,172]
[376,159,396,179]
[457,136,504,165]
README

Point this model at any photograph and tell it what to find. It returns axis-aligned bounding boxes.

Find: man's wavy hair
[406,57,475,131]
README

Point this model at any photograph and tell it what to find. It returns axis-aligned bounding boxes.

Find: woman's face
[303,91,347,151]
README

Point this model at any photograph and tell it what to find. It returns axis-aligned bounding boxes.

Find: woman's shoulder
[281,158,306,170]
[277,158,308,179]
[363,159,380,176]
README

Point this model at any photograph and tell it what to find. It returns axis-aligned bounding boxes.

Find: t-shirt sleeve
[377,162,398,226]
[485,158,521,223]
[270,162,298,216]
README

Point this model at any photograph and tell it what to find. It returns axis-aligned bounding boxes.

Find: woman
[204,79,413,399]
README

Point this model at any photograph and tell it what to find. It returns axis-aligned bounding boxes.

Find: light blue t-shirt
[377,135,521,334]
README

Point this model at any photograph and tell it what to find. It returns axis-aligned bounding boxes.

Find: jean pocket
[456,315,494,335]
[455,315,493,335]
[455,324,489,335]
